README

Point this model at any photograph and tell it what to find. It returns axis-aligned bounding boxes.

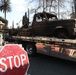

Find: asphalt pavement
[27,54,76,75]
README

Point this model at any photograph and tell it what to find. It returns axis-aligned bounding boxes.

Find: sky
[0,0,29,28]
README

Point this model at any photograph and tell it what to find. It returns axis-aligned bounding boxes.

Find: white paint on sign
[0,54,26,72]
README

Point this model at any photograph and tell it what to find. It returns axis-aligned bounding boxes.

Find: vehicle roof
[35,12,57,18]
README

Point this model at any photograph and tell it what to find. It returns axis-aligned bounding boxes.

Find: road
[27,54,76,75]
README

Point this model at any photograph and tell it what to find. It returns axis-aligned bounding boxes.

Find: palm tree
[0,0,11,27]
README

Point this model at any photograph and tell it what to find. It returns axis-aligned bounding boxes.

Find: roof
[36,12,57,19]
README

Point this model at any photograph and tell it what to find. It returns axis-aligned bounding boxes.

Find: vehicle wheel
[54,30,69,39]
[25,43,37,56]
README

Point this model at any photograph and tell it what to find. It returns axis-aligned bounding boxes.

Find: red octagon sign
[0,44,29,75]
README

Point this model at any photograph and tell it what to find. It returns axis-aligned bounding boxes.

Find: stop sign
[0,44,29,75]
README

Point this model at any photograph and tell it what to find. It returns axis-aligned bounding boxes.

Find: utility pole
[28,9,29,22]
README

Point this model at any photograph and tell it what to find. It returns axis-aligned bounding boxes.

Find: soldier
[22,12,29,28]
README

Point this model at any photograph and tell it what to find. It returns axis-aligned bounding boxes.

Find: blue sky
[0,0,29,28]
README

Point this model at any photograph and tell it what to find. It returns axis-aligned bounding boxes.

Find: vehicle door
[32,14,47,36]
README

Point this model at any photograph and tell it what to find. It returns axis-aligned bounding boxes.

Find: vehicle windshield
[35,12,58,22]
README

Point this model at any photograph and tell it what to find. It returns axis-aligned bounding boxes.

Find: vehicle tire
[54,29,69,39]
[24,43,37,56]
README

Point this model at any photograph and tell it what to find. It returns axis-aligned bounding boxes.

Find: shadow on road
[27,54,76,75]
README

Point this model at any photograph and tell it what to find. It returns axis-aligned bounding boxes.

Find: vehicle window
[36,15,42,22]
[42,17,46,21]
[49,17,57,21]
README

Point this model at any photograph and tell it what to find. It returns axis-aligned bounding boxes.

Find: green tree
[0,0,11,28]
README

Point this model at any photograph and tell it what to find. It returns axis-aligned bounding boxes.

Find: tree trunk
[74,0,76,18]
